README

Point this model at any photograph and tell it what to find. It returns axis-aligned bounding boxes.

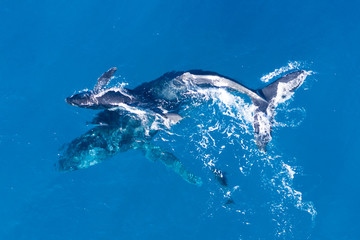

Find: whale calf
[66,68,309,150]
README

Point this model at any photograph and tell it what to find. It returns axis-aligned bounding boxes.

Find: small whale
[66,68,309,150]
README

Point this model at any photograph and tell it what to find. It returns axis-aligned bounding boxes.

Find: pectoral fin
[164,113,183,124]
[94,67,117,93]
[138,142,202,186]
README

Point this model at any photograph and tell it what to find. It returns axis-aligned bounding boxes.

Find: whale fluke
[257,70,306,102]
[252,70,308,151]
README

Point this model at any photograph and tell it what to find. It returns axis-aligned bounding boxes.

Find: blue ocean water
[1,0,359,239]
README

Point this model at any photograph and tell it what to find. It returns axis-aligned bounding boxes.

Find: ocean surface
[0,0,359,239]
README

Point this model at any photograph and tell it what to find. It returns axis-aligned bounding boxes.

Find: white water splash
[260,61,302,83]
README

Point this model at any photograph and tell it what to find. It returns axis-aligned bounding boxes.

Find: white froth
[283,163,295,179]
[260,61,302,83]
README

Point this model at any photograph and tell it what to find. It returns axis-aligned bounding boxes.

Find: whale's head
[66,89,136,110]
[66,91,98,109]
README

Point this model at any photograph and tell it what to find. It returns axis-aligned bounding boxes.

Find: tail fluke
[252,70,309,151]
[257,70,307,102]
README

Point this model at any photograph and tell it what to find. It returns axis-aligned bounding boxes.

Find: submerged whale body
[60,67,309,186]
[58,110,203,186]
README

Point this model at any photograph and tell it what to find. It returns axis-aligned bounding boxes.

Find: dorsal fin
[94,67,117,93]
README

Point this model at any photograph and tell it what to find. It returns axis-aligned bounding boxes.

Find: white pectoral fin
[164,113,183,124]
[190,73,260,98]
[94,67,117,93]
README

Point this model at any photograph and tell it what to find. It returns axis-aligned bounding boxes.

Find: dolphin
[66,67,309,150]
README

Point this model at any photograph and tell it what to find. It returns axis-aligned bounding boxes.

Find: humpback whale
[58,110,203,186]
[66,67,309,150]
[61,67,309,186]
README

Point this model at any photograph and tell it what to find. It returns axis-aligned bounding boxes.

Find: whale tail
[252,70,309,151]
